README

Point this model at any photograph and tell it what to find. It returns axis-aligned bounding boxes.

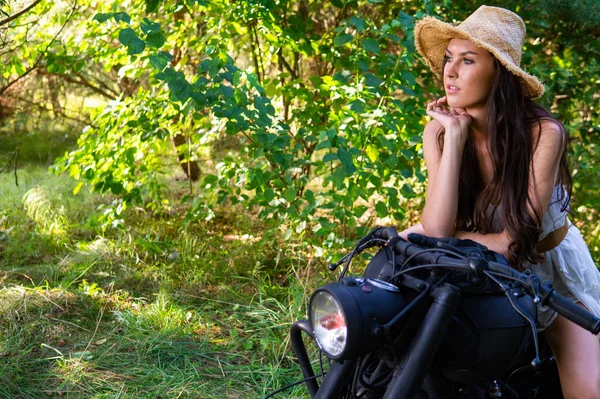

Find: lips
[446,83,461,94]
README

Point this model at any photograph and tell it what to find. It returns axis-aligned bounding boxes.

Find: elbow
[422,221,455,238]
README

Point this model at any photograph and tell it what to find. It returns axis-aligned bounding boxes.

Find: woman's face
[443,38,495,110]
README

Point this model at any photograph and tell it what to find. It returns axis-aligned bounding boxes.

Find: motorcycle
[284,226,600,398]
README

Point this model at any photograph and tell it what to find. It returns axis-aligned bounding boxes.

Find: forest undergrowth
[0,162,331,398]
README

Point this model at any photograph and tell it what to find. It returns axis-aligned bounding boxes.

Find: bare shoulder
[530,118,567,151]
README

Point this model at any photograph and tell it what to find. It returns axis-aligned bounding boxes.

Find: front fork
[290,284,461,399]
[383,283,461,398]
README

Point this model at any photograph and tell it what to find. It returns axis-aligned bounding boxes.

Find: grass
[0,164,328,398]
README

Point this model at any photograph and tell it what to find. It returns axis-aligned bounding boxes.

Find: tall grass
[0,164,326,398]
[23,187,69,241]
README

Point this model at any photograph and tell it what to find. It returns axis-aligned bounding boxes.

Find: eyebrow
[445,49,479,56]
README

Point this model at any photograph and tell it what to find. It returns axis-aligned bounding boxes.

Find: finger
[426,109,439,118]
[449,107,459,116]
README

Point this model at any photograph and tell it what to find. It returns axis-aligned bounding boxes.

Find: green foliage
[55,89,176,228]
[3,0,597,257]
[56,0,440,254]
[48,0,600,258]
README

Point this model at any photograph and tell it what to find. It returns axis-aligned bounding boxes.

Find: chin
[446,97,462,108]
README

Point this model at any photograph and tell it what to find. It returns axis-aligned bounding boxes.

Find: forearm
[454,230,511,258]
[422,132,464,237]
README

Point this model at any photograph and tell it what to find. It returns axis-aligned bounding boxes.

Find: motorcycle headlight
[310,291,348,357]
[309,278,406,360]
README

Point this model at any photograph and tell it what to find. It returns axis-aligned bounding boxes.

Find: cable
[338,245,358,281]
[390,263,471,280]
[319,349,325,377]
[486,271,528,286]
[263,373,326,399]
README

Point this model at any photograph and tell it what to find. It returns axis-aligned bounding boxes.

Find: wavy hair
[437,57,572,268]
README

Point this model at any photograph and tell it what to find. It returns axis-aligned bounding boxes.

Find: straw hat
[414,5,544,98]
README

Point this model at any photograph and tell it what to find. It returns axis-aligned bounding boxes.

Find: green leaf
[73,181,84,195]
[149,51,172,70]
[141,18,161,34]
[146,32,165,48]
[202,174,217,186]
[365,74,384,88]
[332,168,346,188]
[366,144,378,162]
[323,153,338,162]
[93,13,112,23]
[362,38,380,55]
[350,16,367,32]
[400,85,415,96]
[234,88,248,105]
[337,147,356,175]
[398,11,415,30]
[284,189,296,202]
[349,99,365,113]
[334,33,353,47]
[358,58,370,72]
[145,0,160,13]
[401,70,416,87]
[119,28,146,55]
[114,12,131,24]
[400,184,416,199]
[375,201,388,217]
[111,183,124,195]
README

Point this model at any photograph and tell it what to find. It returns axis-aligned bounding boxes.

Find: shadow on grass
[0,165,323,398]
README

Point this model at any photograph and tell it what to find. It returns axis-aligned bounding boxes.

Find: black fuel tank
[436,291,536,384]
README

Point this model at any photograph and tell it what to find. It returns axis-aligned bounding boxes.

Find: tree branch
[78,71,120,97]
[40,71,117,100]
[0,0,43,28]
[7,93,90,125]
[277,47,297,80]
[0,1,77,96]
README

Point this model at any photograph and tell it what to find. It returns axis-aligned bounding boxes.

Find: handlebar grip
[377,226,400,241]
[546,291,600,335]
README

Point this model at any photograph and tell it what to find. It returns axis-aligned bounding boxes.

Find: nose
[444,60,457,80]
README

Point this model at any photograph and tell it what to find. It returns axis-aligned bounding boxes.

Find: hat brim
[414,17,544,99]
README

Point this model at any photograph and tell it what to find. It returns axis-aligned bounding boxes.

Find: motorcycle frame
[290,282,461,399]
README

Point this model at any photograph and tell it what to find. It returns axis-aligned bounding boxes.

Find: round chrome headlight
[310,291,347,357]
[309,278,406,360]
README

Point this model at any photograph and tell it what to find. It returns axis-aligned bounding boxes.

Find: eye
[464,58,474,65]
[443,55,452,62]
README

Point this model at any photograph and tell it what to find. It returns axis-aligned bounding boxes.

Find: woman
[403,5,600,398]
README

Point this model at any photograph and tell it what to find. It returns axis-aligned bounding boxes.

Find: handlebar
[373,226,600,335]
[544,287,600,334]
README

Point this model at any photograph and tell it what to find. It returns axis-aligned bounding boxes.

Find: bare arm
[453,121,567,257]
[421,123,465,237]
[420,96,471,237]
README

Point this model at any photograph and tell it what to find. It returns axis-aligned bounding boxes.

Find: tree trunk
[172,130,200,181]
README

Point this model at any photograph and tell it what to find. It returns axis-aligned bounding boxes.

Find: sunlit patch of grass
[23,186,69,242]
[0,163,331,398]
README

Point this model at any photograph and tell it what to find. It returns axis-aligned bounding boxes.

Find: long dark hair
[438,57,572,268]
